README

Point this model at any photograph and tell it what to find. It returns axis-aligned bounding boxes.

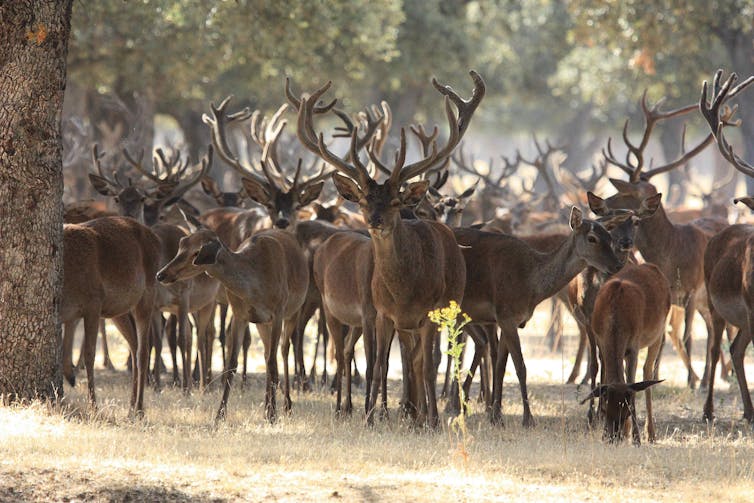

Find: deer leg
[703,308,726,422]
[178,298,191,393]
[682,298,698,388]
[281,316,298,413]
[567,321,588,385]
[75,324,86,371]
[503,327,533,427]
[80,311,100,409]
[421,323,440,429]
[441,335,454,399]
[546,298,564,352]
[309,317,321,386]
[98,320,114,371]
[398,332,419,419]
[344,326,362,415]
[150,314,163,390]
[163,314,179,386]
[262,317,283,423]
[731,320,754,423]
[62,320,79,387]
[321,314,330,387]
[216,316,243,422]
[218,303,228,366]
[362,312,376,417]
[241,325,251,387]
[194,303,215,391]
[131,295,155,417]
[367,314,392,425]
[643,335,664,443]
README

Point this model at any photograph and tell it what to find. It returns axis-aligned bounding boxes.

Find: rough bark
[0,0,72,401]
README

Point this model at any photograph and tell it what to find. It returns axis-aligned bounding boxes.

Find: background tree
[0,0,73,401]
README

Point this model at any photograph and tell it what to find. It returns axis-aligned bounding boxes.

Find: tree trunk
[0,0,72,401]
[658,114,686,206]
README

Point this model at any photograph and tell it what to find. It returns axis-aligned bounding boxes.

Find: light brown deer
[157,223,309,422]
[698,69,754,422]
[61,216,161,415]
[87,144,217,390]
[600,90,732,389]
[583,262,670,444]
[454,207,624,426]
[290,71,485,428]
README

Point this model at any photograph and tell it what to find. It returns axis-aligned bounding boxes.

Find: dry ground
[3,307,754,502]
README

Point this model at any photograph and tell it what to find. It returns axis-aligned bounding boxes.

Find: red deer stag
[600,90,732,389]
[291,71,485,428]
[698,69,754,422]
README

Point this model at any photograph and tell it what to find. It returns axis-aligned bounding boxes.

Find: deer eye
[587,233,598,244]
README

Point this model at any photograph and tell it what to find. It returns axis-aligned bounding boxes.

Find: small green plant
[428,300,472,468]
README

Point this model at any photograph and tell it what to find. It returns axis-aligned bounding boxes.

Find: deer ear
[88,174,118,196]
[628,379,664,393]
[179,208,203,233]
[401,180,430,206]
[587,191,609,216]
[193,238,221,266]
[241,177,272,206]
[332,173,364,203]
[580,384,608,404]
[734,197,754,211]
[201,176,221,198]
[609,178,635,194]
[569,206,583,230]
[637,193,662,218]
[297,182,324,208]
[459,179,479,200]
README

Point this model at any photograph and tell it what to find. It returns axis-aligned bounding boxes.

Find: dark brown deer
[600,89,733,389]
[157,223,309,422]
[583,262,670,444]
[61,216,161,416]
[697,69,754,422]
[454,207,624,426]
[290,71,485,427]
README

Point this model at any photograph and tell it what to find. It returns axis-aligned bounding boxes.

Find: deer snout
[156,268,173,285]
[274,218,290,229]
[618,238,633,252]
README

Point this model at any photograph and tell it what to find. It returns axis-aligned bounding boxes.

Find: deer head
[289,71,485,237]
[582,380,663,443]
[202,98,333,229]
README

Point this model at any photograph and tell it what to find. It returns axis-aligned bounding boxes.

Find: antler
[123,144,213,201]
[603,89,720,182]
[699,69,754,178]
[90,144,123,189]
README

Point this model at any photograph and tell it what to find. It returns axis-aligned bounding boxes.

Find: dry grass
[3,308,754,502]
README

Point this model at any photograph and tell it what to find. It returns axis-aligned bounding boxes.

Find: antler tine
[91,144,122,188]
[202,95,269,187]
[298,161,336,191]
[366,136,391,178]
[262,103,289,176]
[285,76,337,114]
[409,124,440,157]
[396,71,485,184]
[602,137,636,177]
[371,101,393,158]
[166,144,215,202]
[123,147,163,184]
[699,70,754,178]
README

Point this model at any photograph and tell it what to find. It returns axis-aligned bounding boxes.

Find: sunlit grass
[3,306,754,501]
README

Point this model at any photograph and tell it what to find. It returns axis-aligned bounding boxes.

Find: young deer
[156,224,309,422]
[290,71,485,428]
[698,70,754,422]
[454,207,624,426]
[584,262,670,444]
[61,216,161,415]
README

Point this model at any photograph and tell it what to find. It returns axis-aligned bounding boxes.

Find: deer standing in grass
[697,70,754,423]
[454,206,624,426]
[61,217,160,415]
[583,260,670,445]
[291,71,484,427]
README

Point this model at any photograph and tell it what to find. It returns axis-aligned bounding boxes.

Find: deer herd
[58,68,754,445]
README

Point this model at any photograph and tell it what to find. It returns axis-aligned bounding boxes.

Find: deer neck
[204,247,262,299]
[370,219,420,299]
[634,204,674,262]
[532,234,586,302]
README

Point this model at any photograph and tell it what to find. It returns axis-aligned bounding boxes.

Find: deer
[453,205,624,427]
[203,98,337,392]
[290,70,485,428]
[86,144,217,391]
[697,69,754,423]
[156,221,309,422]
[599,89,734,389]
[582,261,670,445]
[61,216,161,416]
